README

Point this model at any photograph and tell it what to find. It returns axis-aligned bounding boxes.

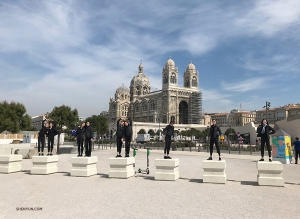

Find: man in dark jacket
[123,118,133,157]
[207,119,222,161]
[293,137,300,164]
[257,119,275,162]
[38,120,48,156]
[84,122,93,157]
[47,122,58,156]
[163,121,174,159]
[115,118,124,158]
[75,122,85,157]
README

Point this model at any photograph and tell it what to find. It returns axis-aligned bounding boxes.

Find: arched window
[192,76,197,87]
[170,116,175,123]
[136,87,140,95]
[170,73,176,84]
[150,102,156,110]
[135,105,140,112]
[149,116,154,122]
[142,104,147,111]
[163,73,168,84]
[163,115,167,123]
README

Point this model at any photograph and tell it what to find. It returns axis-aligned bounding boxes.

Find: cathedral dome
[116,84,130,94]
[165,58,175,67]
[186,63,196,71]
[130,63,150,87]
[130,73,150,87]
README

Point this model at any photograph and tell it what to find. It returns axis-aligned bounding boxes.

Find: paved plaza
[1,148,300,219]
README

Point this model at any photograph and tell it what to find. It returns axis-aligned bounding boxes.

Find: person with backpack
[293,137,300,164]
[115,118,125,157]
[257,119,275,162]
[163,121,175,159]
[47,122,58,156]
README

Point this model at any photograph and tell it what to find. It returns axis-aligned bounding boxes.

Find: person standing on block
[123,118,133,157]
[47,122,58,156]
[293,137,300,164]
[207,119,222,161]
[84,121,93,157]
[75,122,85,157]
[38,121,49,156]
[163,121,174,159]
[115,118,125,158]
[257,119,275,162]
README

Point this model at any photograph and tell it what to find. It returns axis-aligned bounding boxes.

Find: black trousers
[77,138,84,155]
[210,137,220,156]
[116,137,123,153]
[295,149,300,163]
[261,136,271,158]
[48,137,54,153]
[38,136,45,153]
[125,136,132,155]
[85,137,92,156]
[164,136,171,154]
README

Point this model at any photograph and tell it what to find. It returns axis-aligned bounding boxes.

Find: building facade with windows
[108,58,202,125]
[256,104,300,123]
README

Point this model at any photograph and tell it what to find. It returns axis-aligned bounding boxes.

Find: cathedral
[108,58,202,125]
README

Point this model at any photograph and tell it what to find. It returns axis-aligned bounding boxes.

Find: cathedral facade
[108,58,202,125]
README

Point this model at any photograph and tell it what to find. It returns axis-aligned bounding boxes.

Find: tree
[0,101,31,133]
[148,129,155,136]
[156,129,162,135]
[224,128,236,141]
[138,129,146,134]
[85,115,108,138]
[47,105,79,133]
[48,105,79,155]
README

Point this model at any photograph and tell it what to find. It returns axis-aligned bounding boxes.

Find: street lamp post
[156,114,162,141]
[263,101,271,120]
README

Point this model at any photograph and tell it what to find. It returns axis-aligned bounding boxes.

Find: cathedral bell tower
[162,58,178,90]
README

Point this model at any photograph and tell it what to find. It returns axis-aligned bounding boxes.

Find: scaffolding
[189,91,202,124]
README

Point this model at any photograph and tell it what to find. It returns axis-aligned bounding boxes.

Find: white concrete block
[0,155,22,173]
[109,157,135,178]
[31,155,58,175]
[203,160,226,184]
[257,161,284,187]
[155,159,179,181]
[71,156,98,177]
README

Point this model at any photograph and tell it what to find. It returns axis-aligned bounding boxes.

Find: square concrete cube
[257,161,284,187]
[71,156,98,177]
[31,155,58,175]
[155,159,179,181]
[109,157,135,178]
[0,155,22,173]
[203,160,226,184]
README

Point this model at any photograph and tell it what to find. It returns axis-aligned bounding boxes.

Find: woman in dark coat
[257,119,275,162]
[115,118,125,157]
[123,118,132,157]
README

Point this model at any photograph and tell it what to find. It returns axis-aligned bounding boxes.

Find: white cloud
[235,0,300,37]
[201,89,233,113]
[220,78,266,92]
[0,0,299,117]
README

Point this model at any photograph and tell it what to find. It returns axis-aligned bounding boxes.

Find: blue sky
[0,0,299,117]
